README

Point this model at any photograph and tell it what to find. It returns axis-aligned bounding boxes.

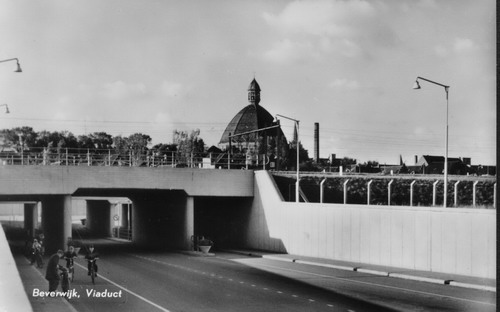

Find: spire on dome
[247,78,261,105]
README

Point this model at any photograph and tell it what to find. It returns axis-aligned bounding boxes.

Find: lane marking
[253,262,495,307]
[74,262,171,312]
[131,253,334,308]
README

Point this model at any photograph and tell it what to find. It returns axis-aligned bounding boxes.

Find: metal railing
[0,147,270,170]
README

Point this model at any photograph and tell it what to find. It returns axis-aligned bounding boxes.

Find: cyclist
[64,246,78,278]
[36,233,45,256]
[85,245,99,277]
[31,239,43,266]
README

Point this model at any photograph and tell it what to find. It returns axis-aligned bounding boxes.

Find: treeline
[0,126,205,155]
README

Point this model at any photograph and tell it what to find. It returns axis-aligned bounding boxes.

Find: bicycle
[65,255,77,282]
[67,264,75,282]
[59,266,70,294]
[88,258,99,284]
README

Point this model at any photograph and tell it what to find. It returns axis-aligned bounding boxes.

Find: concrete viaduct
[1,166,495,279]
[0,166,254,253]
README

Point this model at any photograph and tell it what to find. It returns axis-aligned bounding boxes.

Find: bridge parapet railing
[0,147,259,169]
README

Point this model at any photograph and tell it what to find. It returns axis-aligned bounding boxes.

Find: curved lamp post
[0,104,9,114]
[276,114,300,203]
[413,76,450,207]
[0,58,22,72]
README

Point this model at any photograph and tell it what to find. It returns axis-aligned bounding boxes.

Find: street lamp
[413,76,450,207]
[0,58,22,72]
[276,114,300,203]
[0,104,9,114]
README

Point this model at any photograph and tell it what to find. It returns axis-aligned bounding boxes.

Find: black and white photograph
[0,0,496,311]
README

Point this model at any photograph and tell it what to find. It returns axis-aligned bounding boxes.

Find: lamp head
[412,80,421,90]
[15,61,22,73]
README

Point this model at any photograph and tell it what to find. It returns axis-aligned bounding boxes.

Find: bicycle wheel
[91,270,95,284]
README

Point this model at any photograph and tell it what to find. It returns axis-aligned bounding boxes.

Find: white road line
[255,263,495,307]
[74,262,171,312]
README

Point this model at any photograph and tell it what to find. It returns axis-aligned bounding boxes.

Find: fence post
[454,181,460,207]
[65,148,68,166]
[432,180,439,206]
[388,179,394,206]
[343,179,350,204]
[367,180,373,205]
[87,149,91,166]
[494,183,497,209]
[172,152,175,168]
[320,178,327,203]
[473,181,479,207]
[108,149,111,166]
[410,180,416,207]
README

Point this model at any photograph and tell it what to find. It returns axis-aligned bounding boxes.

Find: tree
[0,126,38,149]
[78,132,114,151]
[112,135,128,153]
[77,134,94,149]
[34,130,77,150]
[172,129,205,166]
[152,143,177,153]
[127,133,152,152]
[173,129,205,155]
[90,132,113,150]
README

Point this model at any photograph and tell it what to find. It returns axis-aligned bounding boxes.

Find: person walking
[45,249,64,293]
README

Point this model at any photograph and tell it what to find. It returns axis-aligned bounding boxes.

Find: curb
[225,251,495,293]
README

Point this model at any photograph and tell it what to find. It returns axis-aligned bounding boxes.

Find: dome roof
[219,104,275,144]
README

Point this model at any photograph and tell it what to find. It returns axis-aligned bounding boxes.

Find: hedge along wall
[273,174,496,207]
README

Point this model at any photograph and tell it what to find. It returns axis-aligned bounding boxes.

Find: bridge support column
[121,203,130,228]
[24,203,38,238]
[86,200,112,237]
[41,196,72,254]
[183,196,194,250]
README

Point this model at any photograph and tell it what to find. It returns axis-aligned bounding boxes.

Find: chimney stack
[314,122,319,163]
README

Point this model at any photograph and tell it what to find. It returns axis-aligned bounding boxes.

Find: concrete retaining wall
[247,171,496,278]
[0,226,32,311]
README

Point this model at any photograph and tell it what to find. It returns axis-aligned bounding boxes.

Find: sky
[0,0,496,165]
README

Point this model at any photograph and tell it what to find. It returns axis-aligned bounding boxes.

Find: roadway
[12,239,496,312]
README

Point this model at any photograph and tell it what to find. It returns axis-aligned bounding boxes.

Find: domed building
[219,78,288,168]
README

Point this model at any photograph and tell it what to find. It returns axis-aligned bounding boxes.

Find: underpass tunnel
[86,199,112,237]
[18,190,253,254]
[130,190,193,250]
[81,199,132,242]
[194,196,253,249]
